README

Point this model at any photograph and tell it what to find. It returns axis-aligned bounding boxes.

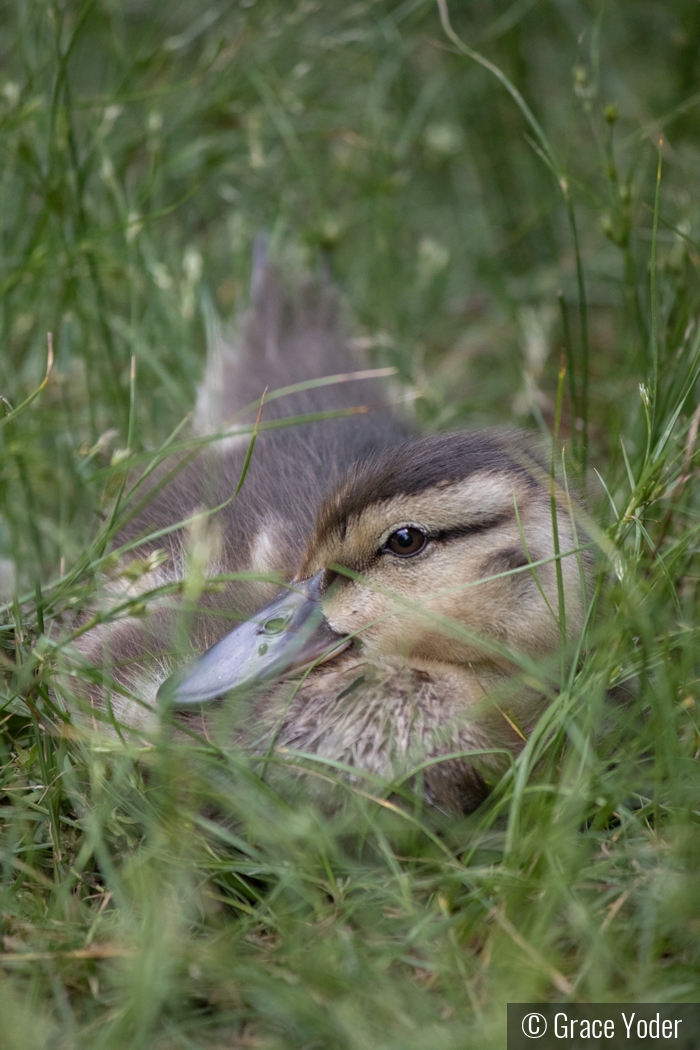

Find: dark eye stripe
[379,512,512,561]
[431,511,513,543]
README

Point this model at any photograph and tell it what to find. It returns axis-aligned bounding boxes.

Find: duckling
[71,248,591,813]
[165,429,590,811]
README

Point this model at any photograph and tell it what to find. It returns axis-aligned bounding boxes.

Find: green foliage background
[1,1,700,1047]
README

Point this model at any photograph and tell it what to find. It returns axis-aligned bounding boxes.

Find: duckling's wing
[120,252,410,584]
[68,253,410,731]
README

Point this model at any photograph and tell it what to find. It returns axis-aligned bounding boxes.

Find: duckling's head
[300,430,586,671]
[162,430,590,707]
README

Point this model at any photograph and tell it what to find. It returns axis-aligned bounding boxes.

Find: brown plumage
[70,253,409,726]
[68,250,591,814]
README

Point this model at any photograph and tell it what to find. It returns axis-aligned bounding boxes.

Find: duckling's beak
[157,571,350,709]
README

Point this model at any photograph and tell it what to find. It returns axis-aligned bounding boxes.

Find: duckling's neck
[245,649,544,812]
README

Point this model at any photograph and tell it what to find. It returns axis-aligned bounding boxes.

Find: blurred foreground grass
[1,2,700,1047]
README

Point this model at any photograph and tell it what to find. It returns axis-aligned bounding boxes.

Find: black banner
[507,1004,700,1050]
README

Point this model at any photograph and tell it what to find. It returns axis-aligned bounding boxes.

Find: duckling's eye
[383,527,427,558]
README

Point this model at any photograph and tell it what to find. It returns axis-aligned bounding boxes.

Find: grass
[1,0,700,1046]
